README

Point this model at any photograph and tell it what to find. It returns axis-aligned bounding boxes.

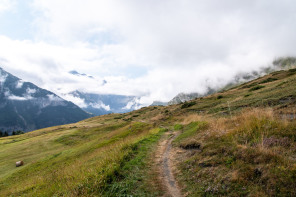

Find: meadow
[1,68,296,196]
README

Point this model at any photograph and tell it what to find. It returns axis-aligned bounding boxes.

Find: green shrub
[241,82,258,89]
[181,101,196,109]
[259,78,278,84]
[249,85,265,91]
[217,95,223,99]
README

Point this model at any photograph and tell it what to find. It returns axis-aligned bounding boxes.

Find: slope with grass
[1,68,296,196]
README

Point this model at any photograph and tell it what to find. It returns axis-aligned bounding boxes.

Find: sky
[0,0,296,105]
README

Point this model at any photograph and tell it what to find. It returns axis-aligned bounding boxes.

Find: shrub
[217,95,223,99]
[249,85,265,91]
[241,82,258,89]
[259,78,278,84]
[181,101,196,109]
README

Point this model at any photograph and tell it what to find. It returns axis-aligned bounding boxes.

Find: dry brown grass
[181,114,204,125]
[174,107,296,196]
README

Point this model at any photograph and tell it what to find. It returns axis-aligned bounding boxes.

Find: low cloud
[47,94,63,102]
[26,88,36,94]
[0,1,296,105]
[0,71,7,83]
[8,95,30,101]
[61,94,88,108]
[90,102,110,111]
[15,80,24,88]
[5,90,33,101]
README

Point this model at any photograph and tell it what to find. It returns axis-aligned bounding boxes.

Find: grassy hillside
[1,68,296,196]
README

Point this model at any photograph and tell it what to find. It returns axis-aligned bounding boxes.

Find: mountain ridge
[1,66,296,196]
[0,67,91,133]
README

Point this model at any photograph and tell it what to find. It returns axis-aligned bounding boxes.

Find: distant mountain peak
[0,68,91,133]
[63,90,142,116]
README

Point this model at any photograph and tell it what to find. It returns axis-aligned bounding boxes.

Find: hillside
[166,56,296,105]
[0,68,91,133]
[1,68,296,196]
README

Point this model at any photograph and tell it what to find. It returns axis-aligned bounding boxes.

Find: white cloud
[15,80,24,88]
[47,94,63,102]
[5,90,33,101]
[122,97,142,110]
[8,95,30,101]
[0,1,296,106]
[90,102,110,111]
[0,0,14,13]
[0,70,7,83]
[26,88,36,94]
[60,94,87,108]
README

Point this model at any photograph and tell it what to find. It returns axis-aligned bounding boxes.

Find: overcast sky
[0,0,295,104]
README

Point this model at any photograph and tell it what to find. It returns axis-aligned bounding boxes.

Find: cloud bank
[0,0,296,104]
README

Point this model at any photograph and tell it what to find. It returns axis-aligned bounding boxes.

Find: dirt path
[154,131,182,197]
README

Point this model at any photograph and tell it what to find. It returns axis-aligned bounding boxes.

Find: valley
[1,67,296,196]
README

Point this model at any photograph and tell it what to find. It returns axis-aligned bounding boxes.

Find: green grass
[2,68,296,196]
[174,124,183,131]
[0,118,162,196]
[173,121,208,146]
[102,128,165,196]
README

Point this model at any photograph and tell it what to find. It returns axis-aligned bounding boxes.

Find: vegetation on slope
[173,109,296,196]
[0,115,167,196]
[1,67,296,196]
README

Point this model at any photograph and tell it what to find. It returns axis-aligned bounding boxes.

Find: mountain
[167,57,296,105]
[67,91,142,115]
[2,67,296,196]
[150,101,168,106]
[168,88,216,105]
[0,67,91,133]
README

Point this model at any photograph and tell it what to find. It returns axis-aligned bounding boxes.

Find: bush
[217,95,223,99]
[249,85,265,91]
[259,78,278,84]
[181,101,196,109]
[12,130,24,135]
